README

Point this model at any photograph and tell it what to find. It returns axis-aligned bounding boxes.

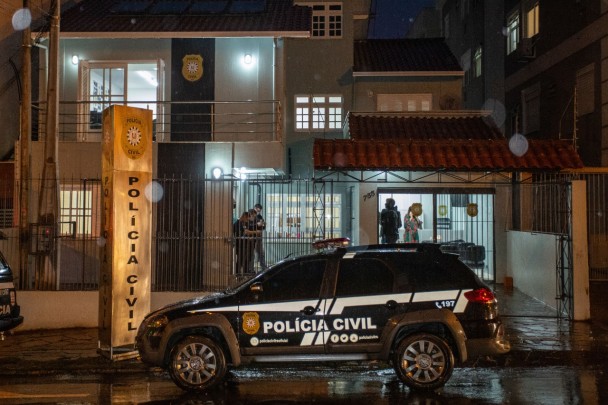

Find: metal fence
[33,100,281,143]
[1,176,341,291]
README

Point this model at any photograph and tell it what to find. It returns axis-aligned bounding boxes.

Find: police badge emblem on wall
[182,54,203,82]
[467,203,478,217]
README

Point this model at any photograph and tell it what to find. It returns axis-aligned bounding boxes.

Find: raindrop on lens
[145,181,164,202]
[509,133,529,157]
[12,8,32,31]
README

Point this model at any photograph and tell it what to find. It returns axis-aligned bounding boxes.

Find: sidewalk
[1,286,608,377]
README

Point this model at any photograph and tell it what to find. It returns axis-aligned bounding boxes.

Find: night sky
[368,0,436,39]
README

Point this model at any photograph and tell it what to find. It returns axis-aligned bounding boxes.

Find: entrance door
[378,189,495,281]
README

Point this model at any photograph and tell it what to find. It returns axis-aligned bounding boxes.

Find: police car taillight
[464,288,495,303]
[312,237,351,250]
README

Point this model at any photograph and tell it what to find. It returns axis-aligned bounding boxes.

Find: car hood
[145,291,239,321]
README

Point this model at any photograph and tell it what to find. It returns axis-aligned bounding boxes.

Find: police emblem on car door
[325,255,411,353]
[238,259,328,355]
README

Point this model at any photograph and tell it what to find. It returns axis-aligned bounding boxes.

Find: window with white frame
[473,46,482,78]
[506,10,519,54]
[377,94,432,112]
[306,2,342,38]
[295,95,343,131]
[525,1,539,38]
[59,182,101,238]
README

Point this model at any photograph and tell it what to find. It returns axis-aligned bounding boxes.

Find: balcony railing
[32,100,282,143]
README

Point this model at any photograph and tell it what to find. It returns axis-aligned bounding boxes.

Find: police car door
[325,254,409,354]
[238,258,328,356]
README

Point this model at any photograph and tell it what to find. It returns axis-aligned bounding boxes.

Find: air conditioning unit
[517,38,536,59]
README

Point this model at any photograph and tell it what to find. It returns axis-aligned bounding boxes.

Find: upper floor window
[522,83,540,134]
[576,64,595,116]
[377,94,432,112]
[295,95,343,131]
[78,60,164,140]
[525,2,539,38]
[473,46,483,78]
[309,2,342,38]
[506,11,520,54]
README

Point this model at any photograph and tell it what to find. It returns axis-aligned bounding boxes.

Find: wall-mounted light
[71,55,79,65]
[243,54,253,64]
[212,167,223,179]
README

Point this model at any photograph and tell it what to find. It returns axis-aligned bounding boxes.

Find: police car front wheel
[393,333,455,391]
[168,336,228,392]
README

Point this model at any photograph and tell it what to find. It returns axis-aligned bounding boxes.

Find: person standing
[380,198,401,244]
[233,211,255,274]
[403,206,421,243]
[252,203,268,271]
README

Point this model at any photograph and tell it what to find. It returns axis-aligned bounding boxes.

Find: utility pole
[36,0,61,290]
[18,0,32,290]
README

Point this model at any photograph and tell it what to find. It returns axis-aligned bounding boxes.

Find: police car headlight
[144,315,168,337]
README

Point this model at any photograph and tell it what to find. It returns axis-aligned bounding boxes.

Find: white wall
[16,291,203,331]
[507,231,558,310]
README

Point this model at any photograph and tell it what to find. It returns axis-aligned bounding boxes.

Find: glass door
[378,189,495,281]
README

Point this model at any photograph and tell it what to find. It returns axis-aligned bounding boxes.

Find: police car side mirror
[250,282,263,293]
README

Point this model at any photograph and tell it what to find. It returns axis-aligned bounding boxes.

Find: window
[473,46,482,78]
[259,259,326,302]
[266,193,342,240]
[522,83,540,134]
[336,259,394,297]
[308,2,342,38]
[506,11,520,54]
[295,95,343,131]
[60,182,101,238]
[443,14,450,39]
[576,64,595,116]
[525,2,539,38]
[79,60,164,140]
[377,94,432,112]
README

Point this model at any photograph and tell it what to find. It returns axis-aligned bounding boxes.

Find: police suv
[0,249,23,333]
[136,239,510,392]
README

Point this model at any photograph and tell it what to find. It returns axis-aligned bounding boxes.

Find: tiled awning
[313,138,584,171]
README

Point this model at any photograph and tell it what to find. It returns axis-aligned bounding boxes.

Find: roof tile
[58,0,311,35]
[313,139,584,172]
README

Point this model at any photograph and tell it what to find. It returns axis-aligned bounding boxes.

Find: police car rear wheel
[393,333,454,391]
[169,336,227,392]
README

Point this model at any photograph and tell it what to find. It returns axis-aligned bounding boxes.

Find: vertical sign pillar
[99,105,152,359]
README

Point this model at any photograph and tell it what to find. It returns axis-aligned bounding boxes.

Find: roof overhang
[36,31,311,40]
[353,71,464,77]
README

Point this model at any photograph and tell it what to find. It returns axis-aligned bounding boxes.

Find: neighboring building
[435,0,505,126]
[504,0,608,168]
[406,6,442,38]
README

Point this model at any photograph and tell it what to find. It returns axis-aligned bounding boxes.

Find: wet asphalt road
[1,364,607,404]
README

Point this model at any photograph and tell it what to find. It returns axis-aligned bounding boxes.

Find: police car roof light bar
[312,237,351,250]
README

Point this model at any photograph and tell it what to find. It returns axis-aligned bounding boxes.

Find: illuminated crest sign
[121,118,148,160]
[182,54,203,82]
